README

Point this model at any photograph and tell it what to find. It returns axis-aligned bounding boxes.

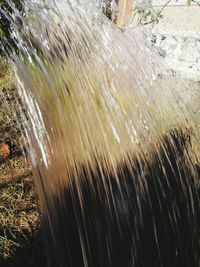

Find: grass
[0,59,40,264]
[0,179,39,260]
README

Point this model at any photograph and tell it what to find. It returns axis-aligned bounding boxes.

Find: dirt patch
[0,60,40,266]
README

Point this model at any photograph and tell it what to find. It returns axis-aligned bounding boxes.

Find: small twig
[157,0,171,16]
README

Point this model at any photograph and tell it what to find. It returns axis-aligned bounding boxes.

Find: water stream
[1,0,200,266]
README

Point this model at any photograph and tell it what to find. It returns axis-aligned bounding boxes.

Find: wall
[144,0,200,80]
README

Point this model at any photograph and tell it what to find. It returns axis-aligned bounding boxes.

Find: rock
[0,143,10,160]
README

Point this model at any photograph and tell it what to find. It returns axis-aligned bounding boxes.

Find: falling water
[1,0,200,266]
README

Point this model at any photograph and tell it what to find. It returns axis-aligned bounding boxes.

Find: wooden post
[116,0,134,27]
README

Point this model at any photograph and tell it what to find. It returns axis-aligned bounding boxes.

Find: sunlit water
[1,0,200,266]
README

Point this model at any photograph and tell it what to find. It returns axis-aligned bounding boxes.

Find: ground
[0,60,40,266]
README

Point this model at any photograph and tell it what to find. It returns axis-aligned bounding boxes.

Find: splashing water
[2,0,200,266]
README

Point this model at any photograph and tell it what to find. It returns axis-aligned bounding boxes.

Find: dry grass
[0,179,39,260]
[0,58,40,263]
